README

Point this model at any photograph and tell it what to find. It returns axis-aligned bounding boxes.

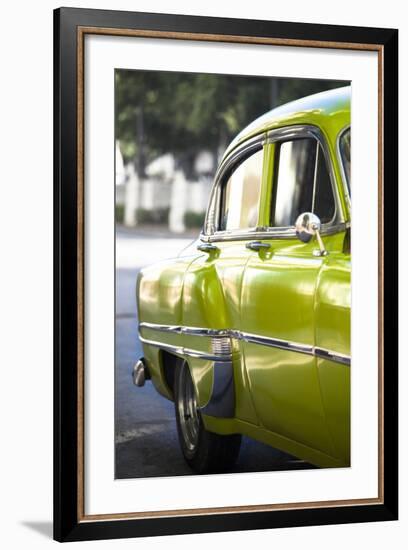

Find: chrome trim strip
[203,134,265,235]
[314,347,351,366]
[336,124,351,215]
[139,336,232,362]
[139,323,350,366]
[200,222,347,243]
[239,331,314,356]
[140,322,229,337]
[267,125,344,227]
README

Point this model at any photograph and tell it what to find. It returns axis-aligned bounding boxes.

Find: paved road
[115,227,312,478]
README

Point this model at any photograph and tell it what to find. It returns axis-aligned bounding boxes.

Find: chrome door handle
[246,241,271,251]
[197,243,218,253]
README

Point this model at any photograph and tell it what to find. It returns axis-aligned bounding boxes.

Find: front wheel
[174,360,241,474]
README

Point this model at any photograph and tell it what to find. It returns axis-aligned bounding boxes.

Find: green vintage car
[134,86,351,474]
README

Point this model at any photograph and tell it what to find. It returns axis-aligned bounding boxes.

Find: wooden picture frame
[54,7,398,542]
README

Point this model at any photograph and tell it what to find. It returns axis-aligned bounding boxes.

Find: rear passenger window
[219,148,263,231]
[271,138,335,227]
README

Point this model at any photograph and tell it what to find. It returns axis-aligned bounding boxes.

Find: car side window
[271,138,335,227]
[219,148,263,231]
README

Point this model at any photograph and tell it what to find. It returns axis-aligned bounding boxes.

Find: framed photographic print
[54,7,398,542]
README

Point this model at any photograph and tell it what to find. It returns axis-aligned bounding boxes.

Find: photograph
[114,69,351,479]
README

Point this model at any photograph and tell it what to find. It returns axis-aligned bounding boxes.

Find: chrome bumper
[132,358,150,387]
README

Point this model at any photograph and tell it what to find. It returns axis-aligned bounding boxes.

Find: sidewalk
[116,225,195,271]
[116,223,199,240]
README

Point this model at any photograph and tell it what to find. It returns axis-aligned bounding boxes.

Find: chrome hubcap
[178,363,200,452]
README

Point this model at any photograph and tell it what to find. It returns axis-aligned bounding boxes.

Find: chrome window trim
[266,124,343,229]
[215,134,266,184]
[336,124,351,215]
[202,125,346,242]
[203,134,266,236]
[200,222,347,243]
[139,322,350,367]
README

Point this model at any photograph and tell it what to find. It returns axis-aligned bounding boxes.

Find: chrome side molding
[139,322,350,367]
[314,347,350,366]
[239,331,313,356]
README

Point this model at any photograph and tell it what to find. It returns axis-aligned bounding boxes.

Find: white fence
[118,156,213,233]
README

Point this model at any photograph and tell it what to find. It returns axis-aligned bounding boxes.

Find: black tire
[174,360,241,474]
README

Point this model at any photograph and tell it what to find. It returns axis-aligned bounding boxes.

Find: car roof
[223,85,350,160]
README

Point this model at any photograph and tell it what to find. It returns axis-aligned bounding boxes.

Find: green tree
[115,70,346,177]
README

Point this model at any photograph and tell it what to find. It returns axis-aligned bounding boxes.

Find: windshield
[339,128,350,196]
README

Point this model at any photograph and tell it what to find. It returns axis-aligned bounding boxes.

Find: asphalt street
[115,226,312,478]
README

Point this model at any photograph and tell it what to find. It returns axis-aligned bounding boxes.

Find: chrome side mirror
[295,212,328,256]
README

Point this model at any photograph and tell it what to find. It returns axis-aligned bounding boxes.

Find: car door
[182,137,267,424]
[240,128,345,457]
